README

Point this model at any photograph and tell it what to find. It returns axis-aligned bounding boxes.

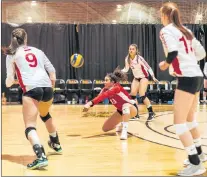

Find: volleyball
[70,53,84,68]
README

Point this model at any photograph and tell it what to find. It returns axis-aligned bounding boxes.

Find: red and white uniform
[92,83,136,111]
[122,55,155,79]
[160,23,206,77]
[6,45,56,93]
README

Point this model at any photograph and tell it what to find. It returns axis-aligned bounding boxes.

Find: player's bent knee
[187,120,198,131]
[174,123,188,135]
[139,95,147,103]
[25,127,36,139]
[102,126,109,132]
[40,112,52,122]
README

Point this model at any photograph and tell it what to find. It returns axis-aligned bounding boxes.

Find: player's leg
[120,103,138,140]
[175,78,206,176]
[203,79,207,103]
[130,78,140,120]
[23,88,48,169]
[102,111,122,132]
[183,92,207,166]
[139,78,155,121]
[102,103,137,140]
[38,87,62,154]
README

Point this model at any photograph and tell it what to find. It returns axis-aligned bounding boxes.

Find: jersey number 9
[25,53,38,67]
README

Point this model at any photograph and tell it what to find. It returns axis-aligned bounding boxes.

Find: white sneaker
[178,163,206,176]
[183,153,207,166]
[120,128,128,140]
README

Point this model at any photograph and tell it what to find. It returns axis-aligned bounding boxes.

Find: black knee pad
[25,127,36,139]
[131,95,137,100]
[204,88,207,92]
[140,95,147,103]
[40,112,52,122]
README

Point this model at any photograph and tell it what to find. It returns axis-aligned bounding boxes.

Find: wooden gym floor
[2,104,207,176]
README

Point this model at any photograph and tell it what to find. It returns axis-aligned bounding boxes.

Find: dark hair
[2,28,27,55]
[106,67,128,83]
[160,2,193,40]
[127,44,139,65]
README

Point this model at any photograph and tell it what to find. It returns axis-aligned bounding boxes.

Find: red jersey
[92,83,136,111]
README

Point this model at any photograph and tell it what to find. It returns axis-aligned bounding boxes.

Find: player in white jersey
[201,62,207,103]
[122,44,158,121]
[2,28,62,170]
[159,2,206,176]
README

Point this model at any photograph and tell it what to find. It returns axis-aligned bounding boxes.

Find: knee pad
[204,88,207,92]
[40,112,51,122]
[131,95,137,100]
[174,123,188,135]
[25,127,36,139]
[122,106,130,115]
[140,95,147,103]
[187,120,198,130]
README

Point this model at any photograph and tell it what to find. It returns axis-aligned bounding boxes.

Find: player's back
[160,24,203,77]
[108,83,135,111]
[13,46,52,89]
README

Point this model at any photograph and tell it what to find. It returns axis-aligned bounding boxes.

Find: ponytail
[2,28,27,55]
[107,67,128,83]
[2,37,20,55]
[170,8,193,40]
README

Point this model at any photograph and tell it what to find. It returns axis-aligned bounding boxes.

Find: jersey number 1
[25,53,37,67]
[110,98,117,104]
[179,36,192,54]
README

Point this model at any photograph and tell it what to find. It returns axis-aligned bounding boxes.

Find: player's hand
[83,107,89,112]
[171,72,178,77]
[159,61,169,71]
[152,77,159,83]
[83,101,93,112]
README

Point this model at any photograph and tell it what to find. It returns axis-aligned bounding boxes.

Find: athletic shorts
[117,103,138,115]
[134,77,149,82]
[23,87,53,102]
[177,77,203,94]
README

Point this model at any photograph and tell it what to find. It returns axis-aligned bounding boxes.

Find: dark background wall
[1,23,207,93]
[2,0,207,24]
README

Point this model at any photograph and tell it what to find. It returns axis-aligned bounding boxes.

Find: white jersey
[160,23,206,77]
[6,45,56,93]
[204,62,207,77]
[122,55,155,79]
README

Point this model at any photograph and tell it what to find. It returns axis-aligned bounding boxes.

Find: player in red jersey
[83,68,138,140]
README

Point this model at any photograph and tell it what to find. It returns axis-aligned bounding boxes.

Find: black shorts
[23,87,53,102]
[134,77,148,82]
[177,77,203,94]
[117,103,138,115]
